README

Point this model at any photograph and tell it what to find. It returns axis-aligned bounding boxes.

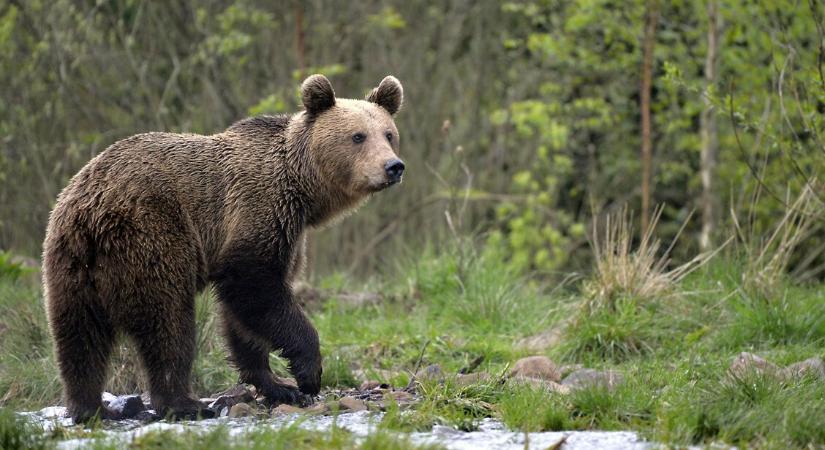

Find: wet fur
[42,75,403,422]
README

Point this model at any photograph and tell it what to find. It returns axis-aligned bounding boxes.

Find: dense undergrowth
[0,237,824,448]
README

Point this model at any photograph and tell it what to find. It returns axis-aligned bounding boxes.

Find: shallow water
[24,406,656,450]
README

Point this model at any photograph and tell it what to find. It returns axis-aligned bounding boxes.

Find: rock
[509,356,561,383]
[359,380,389,391]
[209,385,255,411]
[101,393,147,419]
[508,376,570,394]
[561,369,624,391]
[782,357,825,380]
[415,364,443,381]
[228,402,255,418]
[108,395,146,418]
[304,402,330,415]
[339,396,367,411]
[515,328,565,352]
[101,392,117,405]
[729,352,781,378]
[383,390,413,402]
[272,404,303,415]
[455,372,493,387]
[559,364,584,379]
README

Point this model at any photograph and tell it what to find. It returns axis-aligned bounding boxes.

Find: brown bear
[42,74,404,422]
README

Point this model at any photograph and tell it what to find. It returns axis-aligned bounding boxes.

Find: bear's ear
[301,74,336,115]
[366,76,403,115]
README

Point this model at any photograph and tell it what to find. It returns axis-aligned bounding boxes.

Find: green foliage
[0,408,48,450]
[659,372,825,447]
[0,252,29,281]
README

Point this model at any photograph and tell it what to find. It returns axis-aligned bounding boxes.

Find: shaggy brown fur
[42,74,404,422]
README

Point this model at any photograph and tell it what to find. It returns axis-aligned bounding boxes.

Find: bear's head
[299,74,404,201]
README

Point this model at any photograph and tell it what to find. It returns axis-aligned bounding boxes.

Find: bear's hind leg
[126,294,212,419]
[49,295,118,423]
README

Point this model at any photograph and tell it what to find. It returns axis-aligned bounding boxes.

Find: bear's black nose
[385,159,405,183]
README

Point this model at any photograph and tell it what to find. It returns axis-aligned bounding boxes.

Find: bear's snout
[384,158,405,184]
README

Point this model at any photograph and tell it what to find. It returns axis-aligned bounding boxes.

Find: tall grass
[562,206,717,361]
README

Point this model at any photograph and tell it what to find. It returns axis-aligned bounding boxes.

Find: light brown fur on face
[42,75,403,422]
[309,99,401,195]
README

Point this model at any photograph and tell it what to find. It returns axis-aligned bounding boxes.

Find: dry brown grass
[583,205,719,313]
[734,185,821,299]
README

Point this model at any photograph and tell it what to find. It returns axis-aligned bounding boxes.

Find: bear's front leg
[222,315,315,406]
[216,271,322,405]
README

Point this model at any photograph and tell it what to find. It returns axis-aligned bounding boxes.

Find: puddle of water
[23,406,657,450]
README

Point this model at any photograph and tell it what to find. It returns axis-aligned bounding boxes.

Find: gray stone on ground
[508,376,570,394]
[561,369,624,391]
[728,352,781,378]
[455,372,493,387]
[509,356,561,383]
[559,364,584,378]
[782,357,825,381]
[415,364,444,381]
[101,392,147,419]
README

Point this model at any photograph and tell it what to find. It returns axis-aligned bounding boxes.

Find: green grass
[1,247,824,448]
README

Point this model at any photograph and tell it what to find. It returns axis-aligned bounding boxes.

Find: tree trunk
[699,0,720,251]
[294,5,306,73]
[640,0,659,236]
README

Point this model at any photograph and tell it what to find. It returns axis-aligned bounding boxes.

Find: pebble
[455,372,493,387]
[339,396,367,411]
[227,402,255,418]
[509,356,561,383]
[561,369,624,391]
[272,404,303,415]
[728,352,781,378]
[782,357,825,380]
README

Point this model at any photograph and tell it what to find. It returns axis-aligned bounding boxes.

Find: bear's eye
[386,132,393,143]
[352,133,366,144]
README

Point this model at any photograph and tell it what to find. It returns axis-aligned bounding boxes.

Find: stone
[272,404,303,415]
[728,352,781,378]
[508,376,571,394]
[359,380,389,391]
[509,356,561,383]
[304,402,330,415]
[339,396,367,411]
[415,364,444,381]
[561,369,624,391]
[383,390,413,402]
[227,402,255,418]
[209,385,255,411]
[782,357,825,380]
[559,364,584,379]
[101,393,147,419]
[108,395,146,418]
[455,372,493,387]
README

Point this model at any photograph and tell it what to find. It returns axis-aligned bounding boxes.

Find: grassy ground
[1,242,824,449]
